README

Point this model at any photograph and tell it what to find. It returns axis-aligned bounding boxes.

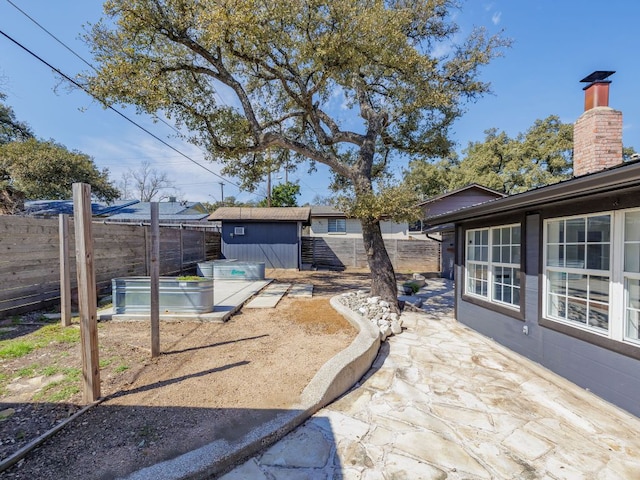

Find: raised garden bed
[112,277,214,314]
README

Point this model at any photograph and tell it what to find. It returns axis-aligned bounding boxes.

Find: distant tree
[310,194,334,206]
[405,115,574,195]
[258,182,300,207]
[203,195,256,212]
[0,138,120,202]
[119,160,178,201]
[0,93,33,145]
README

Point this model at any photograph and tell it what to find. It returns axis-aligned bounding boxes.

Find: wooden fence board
[302,236,441,273]
[0,216,221,317]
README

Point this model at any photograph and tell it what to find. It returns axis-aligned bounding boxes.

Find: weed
[17,364,39,377]
[177,276,204,281]
[99,358,113,368]
[0,342,34,359]
[46,385,80,402]
[0,324,80,361]
[32,368,82,402]
[115,364,130,373]
[62,368,81,381]
[40,366,60,377]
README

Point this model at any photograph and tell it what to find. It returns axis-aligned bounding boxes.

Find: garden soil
[0,270,374,479]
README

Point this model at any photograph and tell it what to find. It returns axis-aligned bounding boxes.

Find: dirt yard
[0,270,375,479]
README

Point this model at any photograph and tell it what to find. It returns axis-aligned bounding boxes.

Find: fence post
[179,229,184,273]
[72,183,100,403]
[58,214,72,327]
[150,202,160,358]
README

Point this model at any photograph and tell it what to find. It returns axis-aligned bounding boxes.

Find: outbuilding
[208,207,311,269]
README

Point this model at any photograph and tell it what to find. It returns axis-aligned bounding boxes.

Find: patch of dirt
[0,270,374,479]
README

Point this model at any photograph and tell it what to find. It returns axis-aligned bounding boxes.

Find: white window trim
[542,208,640,348]
[465,224,521,310]
[327,217,346,234]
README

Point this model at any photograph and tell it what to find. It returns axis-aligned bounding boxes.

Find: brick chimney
[573,71,623,177]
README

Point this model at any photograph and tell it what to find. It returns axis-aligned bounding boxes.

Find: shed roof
[208,207,311,222]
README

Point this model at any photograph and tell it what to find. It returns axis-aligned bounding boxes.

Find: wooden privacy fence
[0,216,221,317]
[302,236,440,273]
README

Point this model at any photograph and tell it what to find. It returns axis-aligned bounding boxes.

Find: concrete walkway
[221,279,640,479]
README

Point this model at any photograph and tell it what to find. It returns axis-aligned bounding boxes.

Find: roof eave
[427,162,640,225]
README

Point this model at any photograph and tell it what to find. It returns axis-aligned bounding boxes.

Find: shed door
[222,222,299,269]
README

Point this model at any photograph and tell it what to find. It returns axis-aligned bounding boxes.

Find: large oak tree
[85,0,506,307]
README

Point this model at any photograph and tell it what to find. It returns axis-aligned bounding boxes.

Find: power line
[4,0,229,139]
[0,25,246,193]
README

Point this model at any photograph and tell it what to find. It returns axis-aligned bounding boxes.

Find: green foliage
[336,180,422,224]
[0,324,80,360]
[85,0,506,204]
[84,0,507,300]
[203,195,257,212]
[0,341,34,359]
[32,367,82,402]
[405,115,574,195]
[258,182,301,207]
[0,138,120,201]
[0,93,33,145]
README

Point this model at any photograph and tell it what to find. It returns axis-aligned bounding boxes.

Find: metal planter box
[213,261,265,280]
[112,277,214,314]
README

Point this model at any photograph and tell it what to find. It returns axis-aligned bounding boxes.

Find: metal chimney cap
[580,71,615,83]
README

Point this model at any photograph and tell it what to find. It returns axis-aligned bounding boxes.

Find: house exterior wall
[221,221,300,269]
[307,217,411,238]
[453,197,640,418]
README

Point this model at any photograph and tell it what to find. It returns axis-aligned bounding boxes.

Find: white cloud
[492,11,502,25]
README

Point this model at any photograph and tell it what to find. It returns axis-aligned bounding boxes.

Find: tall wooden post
[58,214,72,327]
[150,202,160,357]
[72,183,100,403]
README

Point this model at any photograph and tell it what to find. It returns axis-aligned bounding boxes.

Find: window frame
[464,223,522,312]
[327,217,347,234]
[541,208,640,350]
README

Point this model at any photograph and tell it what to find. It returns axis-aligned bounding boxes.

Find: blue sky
[1,1,639,206]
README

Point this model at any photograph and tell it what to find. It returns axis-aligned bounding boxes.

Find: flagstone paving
[221,279,640,479]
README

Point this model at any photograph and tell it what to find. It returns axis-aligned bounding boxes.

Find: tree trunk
[360,216,399,312]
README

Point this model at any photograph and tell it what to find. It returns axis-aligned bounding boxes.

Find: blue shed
[208,207,311,269]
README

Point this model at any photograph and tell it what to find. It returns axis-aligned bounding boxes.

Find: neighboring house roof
[427,158,640,225]
[23,199,210,222]
[107,201,209,222]
[417,184,506,207]
[310,206,346,217]
[208,207,311,222]
[23,199,139,217]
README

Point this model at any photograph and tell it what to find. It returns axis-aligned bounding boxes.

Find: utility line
[0,23,247,193]
[4,0,229,135]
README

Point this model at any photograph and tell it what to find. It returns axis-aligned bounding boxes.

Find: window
[465,224,521,308]
[328,218,346,234]
[543,209,640,347]
[624,210,640,344]
[408,220,423,233]
[234,226,245,235]
[545,214,610,332]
